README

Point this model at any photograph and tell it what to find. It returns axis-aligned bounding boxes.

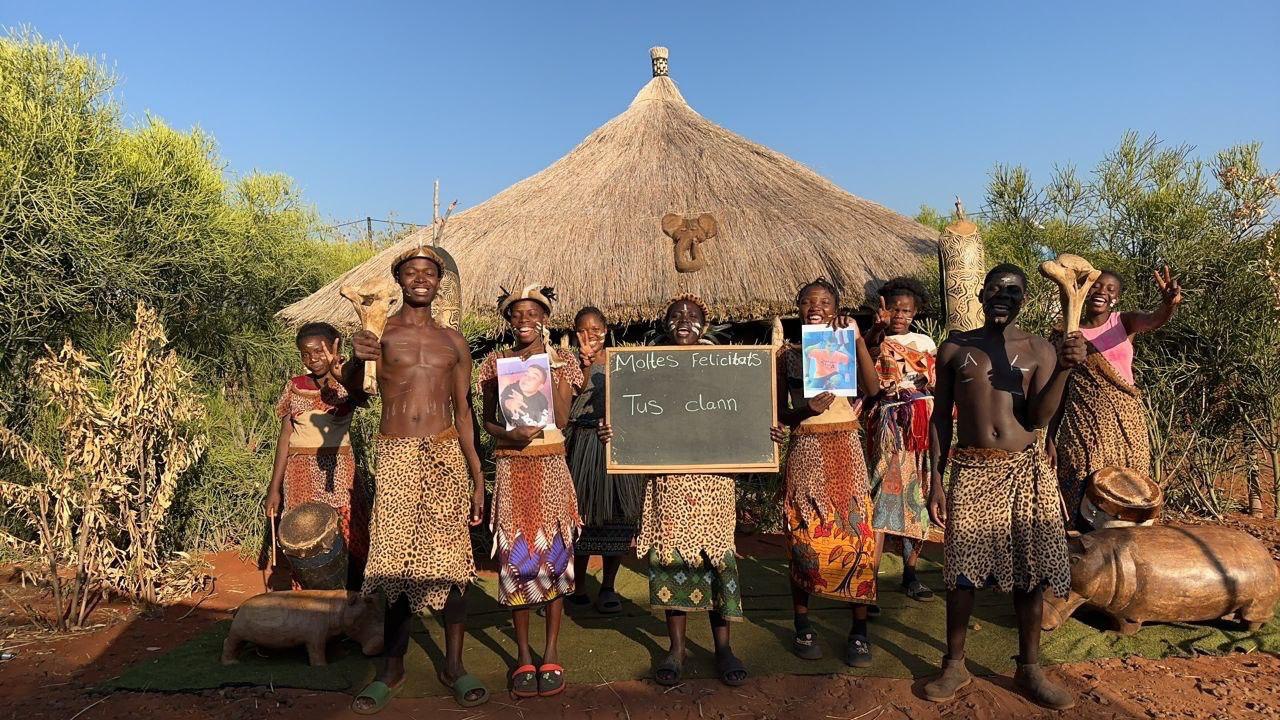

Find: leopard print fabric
[636,474,736,568]
[943,441,1071,598]
[1052,342,1151,525]
[361,429,476,614]
[784,429,869,533]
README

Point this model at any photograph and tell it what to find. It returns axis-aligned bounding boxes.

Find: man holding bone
[343,246,490,712]
[923,263,1086,710]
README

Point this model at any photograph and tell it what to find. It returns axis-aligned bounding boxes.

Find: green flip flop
[440,672,490,708]
[351,679,405,715]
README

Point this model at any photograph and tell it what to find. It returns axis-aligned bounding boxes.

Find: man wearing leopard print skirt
[344,246,490,713]
[923,264,1085,711]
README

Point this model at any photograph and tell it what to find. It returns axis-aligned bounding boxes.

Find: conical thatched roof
[280,48,937,330]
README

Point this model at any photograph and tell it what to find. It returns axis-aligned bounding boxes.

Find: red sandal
[537,663,566,697]
[510,664,538,698]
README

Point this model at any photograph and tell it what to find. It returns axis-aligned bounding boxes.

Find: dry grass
[280,51,937,330]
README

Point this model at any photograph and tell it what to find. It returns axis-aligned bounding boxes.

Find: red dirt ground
[4,528,1280,720]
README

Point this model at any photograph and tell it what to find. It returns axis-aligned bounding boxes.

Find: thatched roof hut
[280,48,937,329]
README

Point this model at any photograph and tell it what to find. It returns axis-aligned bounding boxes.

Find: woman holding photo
[479,285,583,699]
[774,278,881,666]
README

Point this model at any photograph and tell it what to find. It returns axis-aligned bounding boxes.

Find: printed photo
[497,353,555,430]
[801,325,858,398]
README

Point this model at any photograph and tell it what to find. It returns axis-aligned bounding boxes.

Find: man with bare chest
[923,264,1085,710]
[343,248,489,712]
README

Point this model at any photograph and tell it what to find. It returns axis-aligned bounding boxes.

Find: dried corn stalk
[0,303,208,629]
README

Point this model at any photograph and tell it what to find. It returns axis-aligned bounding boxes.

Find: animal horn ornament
[1039,253,1102,334]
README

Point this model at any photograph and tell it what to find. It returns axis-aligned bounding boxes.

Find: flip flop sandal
[510,664,539,698]
[715,652,748,687]
[845,634,873,668]
[596,589,623,615]
[653,654,684,687]
[538,663,566,697]
[439,671,490,708]
[792,628,823,660]
[351,679,405,715]
[903,580,935,602]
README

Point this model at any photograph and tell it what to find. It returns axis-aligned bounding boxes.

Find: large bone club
[339,278,400,396]
[1039,253,1102,334]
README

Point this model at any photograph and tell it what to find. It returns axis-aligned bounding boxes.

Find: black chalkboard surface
[605,345,778,473]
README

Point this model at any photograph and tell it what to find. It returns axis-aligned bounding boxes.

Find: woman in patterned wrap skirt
[774,279,883,668]
[864,278,937,602]
[1050,267,1181,528]
[479,284,582,699]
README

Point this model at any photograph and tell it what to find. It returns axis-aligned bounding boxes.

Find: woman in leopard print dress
[479,284,582,699]
[775,279,883,668]
[1051,267,1181,528]
[598,294,759,688]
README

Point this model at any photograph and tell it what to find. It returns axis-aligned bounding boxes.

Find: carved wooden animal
[661,213,717,273]
[339,278,400,395]
[221,590,383,666]
[1042,525,1280,635]
[1039,253,1102,334]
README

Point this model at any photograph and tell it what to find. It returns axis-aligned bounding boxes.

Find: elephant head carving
[661,213,718,273]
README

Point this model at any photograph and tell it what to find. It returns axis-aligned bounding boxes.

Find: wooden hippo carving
[661,213,717,273]
[1043,525,1280,635]
[221,590,383,666]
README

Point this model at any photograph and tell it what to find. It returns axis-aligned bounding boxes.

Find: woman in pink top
[1051,267,1182,528]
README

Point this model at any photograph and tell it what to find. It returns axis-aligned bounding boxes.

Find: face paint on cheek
[688,320,705,336]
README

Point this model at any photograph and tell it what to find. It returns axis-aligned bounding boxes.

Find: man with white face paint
[924,263,1086,710]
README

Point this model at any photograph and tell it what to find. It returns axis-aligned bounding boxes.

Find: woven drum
[279,502,348,590]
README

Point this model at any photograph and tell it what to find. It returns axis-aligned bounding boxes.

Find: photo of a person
[497,354,555,429]
[801,326,858,397]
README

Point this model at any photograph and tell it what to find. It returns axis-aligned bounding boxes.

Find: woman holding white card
[774,279,881,667]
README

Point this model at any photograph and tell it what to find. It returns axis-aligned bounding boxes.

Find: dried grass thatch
[280,48,937,330]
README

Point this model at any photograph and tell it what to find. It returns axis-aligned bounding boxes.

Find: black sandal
[654,654,683,686]
[845,634,873,668]
[903,579,935,602]
[715,651,748,687]
[792,628,823,660]
[596,588,623,614]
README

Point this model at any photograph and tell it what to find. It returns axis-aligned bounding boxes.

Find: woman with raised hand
[563,306,643,614]
[1051,267,1181,527]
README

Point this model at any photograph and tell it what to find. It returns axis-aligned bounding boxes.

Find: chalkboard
[605,345,778,474]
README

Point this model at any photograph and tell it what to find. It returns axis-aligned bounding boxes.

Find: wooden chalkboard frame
[604,345,779,474]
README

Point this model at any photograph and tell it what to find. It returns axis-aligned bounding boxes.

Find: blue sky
[7,2,1278,228]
